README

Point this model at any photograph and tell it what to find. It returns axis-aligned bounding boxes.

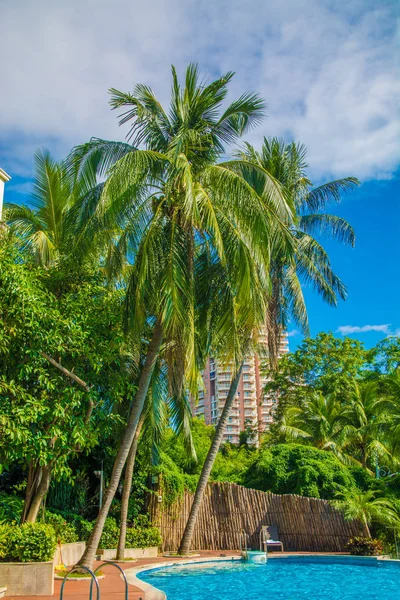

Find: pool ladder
[259,526,268,561]
[59,560,129,600]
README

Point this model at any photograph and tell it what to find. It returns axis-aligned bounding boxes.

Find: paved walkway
[13,551,347,600]
[14,552,240,600]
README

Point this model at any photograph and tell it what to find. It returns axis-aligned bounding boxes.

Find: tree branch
[41,352,91,392]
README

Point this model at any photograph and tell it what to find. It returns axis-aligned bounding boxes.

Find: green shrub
[346,536,384,556]
[2,523,57,562]
[98,517,119,549]
[45,512,78,544]
[45,510,92,541]
[75,518,93,541]
[244,444,356,499]
[126,526,161,549]
[0,493,23,523]
[0,524,10,559]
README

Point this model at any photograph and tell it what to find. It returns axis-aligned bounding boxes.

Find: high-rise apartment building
[192,331,289,444]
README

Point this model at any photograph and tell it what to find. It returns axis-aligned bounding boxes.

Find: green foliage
[346,537,384,556]
[0,493,23,523]
[126,525,161,548]
[1,523,57,562]
[98,517,119,549]
[45,509,93,541]
[243,444,355,499]
[164,418,213,476]
[370,338,400,373]
[156,453,186,507]
[0,525,8,559]
[333,488,400,531]
[211,444,256,484]
[44,512,79,544]
[0,241,127,524]
[265,333,370,411]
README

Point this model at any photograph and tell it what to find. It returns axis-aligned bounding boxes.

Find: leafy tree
[243,444,356,499]
[266,332,370,412]
[0,241,125,522]
[370,338,400,373]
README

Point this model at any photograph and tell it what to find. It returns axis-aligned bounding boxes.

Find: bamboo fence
[150,482,366,552]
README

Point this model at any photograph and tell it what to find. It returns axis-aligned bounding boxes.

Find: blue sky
[1,0,399,351]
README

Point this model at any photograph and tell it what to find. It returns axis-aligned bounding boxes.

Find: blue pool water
[138,558,400,600]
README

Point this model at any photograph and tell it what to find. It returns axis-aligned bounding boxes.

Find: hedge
[0,523,57,562]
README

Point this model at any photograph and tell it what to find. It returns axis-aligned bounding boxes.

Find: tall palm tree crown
[238,138,359,365]
[71,65,295,394]
[5,151,73,266]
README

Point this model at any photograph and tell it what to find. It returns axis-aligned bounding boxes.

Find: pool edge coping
[124,554,400,600]
[125,556,242,600]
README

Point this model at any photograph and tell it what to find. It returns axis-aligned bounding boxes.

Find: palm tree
[5,150,96,266]
[238,138,358,366]
[278,392,358,466]
[343,381,393,471]
[333,488,400,537]
[177,138,357,554]
[74,64,295,568]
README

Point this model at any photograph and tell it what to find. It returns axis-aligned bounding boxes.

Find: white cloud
[287,329,300,338]
[0,0,399,180]
[336,324,391,335]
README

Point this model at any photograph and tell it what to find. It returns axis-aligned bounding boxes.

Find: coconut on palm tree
[72,64,295,568]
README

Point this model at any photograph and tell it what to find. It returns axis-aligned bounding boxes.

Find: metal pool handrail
[239,529,248,559]
[60,565,100,600]
[90,560,129,600]
[259,526,268,560]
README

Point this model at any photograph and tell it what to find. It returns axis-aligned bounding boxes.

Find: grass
[55,568,105,579]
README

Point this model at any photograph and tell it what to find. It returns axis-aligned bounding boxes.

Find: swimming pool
[138,557,400,600]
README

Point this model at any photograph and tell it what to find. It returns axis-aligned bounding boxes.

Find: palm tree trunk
[78,320,163,569]
[178,362,244,555]
[116,423,142,560]
[364,517,371,538]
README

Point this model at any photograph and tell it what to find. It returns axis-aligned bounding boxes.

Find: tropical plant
[70,63,294,568]
[239,139,358,366]
[342,381,393,471]
[116,358,194,559]
[0,242,125,523]
[277,392,358,466]
[333,488,400,537]
[5,150,98,267]
[346,536,384,556]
